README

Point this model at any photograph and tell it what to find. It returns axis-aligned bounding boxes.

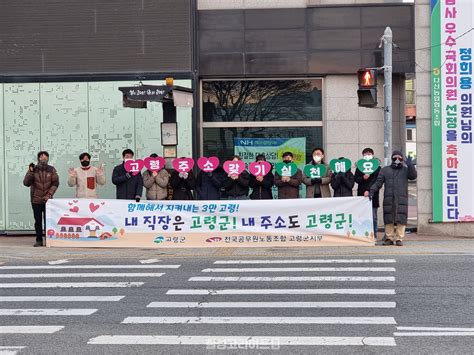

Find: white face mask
[313,155,322,163]
[363,154,373,161]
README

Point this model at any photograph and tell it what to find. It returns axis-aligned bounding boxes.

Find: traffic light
[357,69,378,108]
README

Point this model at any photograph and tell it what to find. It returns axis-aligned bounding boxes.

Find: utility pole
[383,27,393,167]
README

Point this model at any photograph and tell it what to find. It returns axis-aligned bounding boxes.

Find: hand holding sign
[124,159,145,175]
[172,158,194,173]
[356,158,380,175]
[303,164,327,179]
[329,158,352,174]
[197,156,219,173]
[249,161,272,177]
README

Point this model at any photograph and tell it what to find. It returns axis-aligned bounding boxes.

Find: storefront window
[201,79,323,163]
[202,79,322,122]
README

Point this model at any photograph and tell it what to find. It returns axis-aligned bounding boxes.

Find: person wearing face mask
[274,152,302,199]
[143,153,171,201]
[369,150,417,246]
[23,151,59,247]
[112,149,143,201]
[249,154,274,200]
[170,159,196,200]
[67,152,106,198]
[303,148,332,198]
[355,148,381,236]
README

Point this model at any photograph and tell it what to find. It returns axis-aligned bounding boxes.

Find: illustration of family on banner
[25,137,416,248]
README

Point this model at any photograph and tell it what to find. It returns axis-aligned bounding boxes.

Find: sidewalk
[1,233,473,263]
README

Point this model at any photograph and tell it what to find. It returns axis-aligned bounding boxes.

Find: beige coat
[302,162,332,198]
[143,169,170,200]
[67,166,106,198]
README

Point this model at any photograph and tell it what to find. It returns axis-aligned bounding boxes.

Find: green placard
[275,162,298,177]
[356,158,380,175]
[303,164,327,179]
[329,158,352,173]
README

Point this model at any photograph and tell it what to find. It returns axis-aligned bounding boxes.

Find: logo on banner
[197,157,220,172]
[248,161,272,177]
[223,160,246,176]
[172,158,194,173]
[303,164,327,179]
[124,159,145,175]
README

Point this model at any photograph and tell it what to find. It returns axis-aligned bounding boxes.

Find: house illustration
[56,217,104,239]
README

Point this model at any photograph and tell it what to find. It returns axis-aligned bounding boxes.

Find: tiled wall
[0,80,192,231]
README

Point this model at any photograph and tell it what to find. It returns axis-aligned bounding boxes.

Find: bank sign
[431,0,474,222]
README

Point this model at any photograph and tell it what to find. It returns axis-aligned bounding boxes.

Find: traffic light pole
[383,27,393,167]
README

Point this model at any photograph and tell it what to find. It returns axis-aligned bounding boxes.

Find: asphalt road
[0,253,473,355]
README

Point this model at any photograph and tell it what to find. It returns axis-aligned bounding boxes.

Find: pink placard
[248,161,272,177]
[197,156,219,172]
[144,156,166,172]
[124,159,145,176]
[223,160,246,176]
[172,157,194,173]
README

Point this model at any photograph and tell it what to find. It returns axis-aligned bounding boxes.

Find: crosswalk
[87,258,399,350]
[0,262,180,354]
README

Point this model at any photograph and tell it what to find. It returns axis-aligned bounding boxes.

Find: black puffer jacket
[196,167,226,200]
[355,166,381,208]
[330,171,355,197]
[170,171,195,200]
[370,162,417,225]
[249,172,274,200]
[223,171,250,198]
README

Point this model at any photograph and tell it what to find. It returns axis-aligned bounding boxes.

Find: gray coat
[370,162,417,225]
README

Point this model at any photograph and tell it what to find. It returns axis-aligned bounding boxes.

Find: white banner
[46,197,374,248]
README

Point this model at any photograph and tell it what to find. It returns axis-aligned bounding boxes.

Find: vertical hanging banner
[46,197,374,248]
[431,0,474,222]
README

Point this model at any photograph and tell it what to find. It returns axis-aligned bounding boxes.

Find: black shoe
[33,242,43,247]
[395,240,404,246]
[383,239,394,246]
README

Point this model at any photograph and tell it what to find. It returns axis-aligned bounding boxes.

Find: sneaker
[395,240,404,246]
[383,239,394,246]
[33,242,43,247]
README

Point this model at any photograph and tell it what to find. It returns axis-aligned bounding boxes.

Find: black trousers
[32,203,46,243]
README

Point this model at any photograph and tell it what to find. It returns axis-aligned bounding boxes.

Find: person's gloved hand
[125,173,132,179]
[311,177,322,185]
[406,155,414,166]
[135,196,141,203]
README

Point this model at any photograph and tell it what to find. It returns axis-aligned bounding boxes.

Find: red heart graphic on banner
[124,159,145,176]
[223,160,246,175]
[144,156,166,172]
[249,161,272,177]
[197,156,219,172]
[69,206,79,213]
[172,157,194,173]
[89,203,100,213]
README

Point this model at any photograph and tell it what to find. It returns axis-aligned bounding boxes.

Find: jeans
[32,203,46,243]
[372,207,378,235]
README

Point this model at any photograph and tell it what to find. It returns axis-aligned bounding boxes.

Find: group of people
[24,146,416,247]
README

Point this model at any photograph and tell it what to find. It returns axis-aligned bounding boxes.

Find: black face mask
[391,159,402,169]
[283,160,291,164]
[81,160,90,167]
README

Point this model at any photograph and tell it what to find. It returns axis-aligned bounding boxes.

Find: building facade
[0,0,435,234]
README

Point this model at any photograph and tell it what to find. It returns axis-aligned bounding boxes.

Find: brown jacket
[302,162,332,198]
[23,165,59,204]
[274,169,302,199]
[143,169,170,200]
